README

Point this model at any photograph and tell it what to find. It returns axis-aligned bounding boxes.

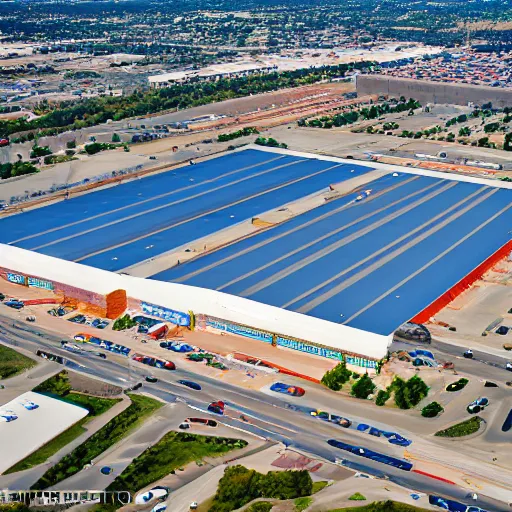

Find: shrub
[248,503,273,512]
[209,465,312,512]
[351,373,375,399]
[321,362,352,391]
[349,492,367,501]
[446,378,468,392]
[112,314,137,331]
[435,417,483,437]
[421,401,444,418]
[484,122,500,133]
[375,389,390,406]
[111,133,121,143]
[66,140,76,149]
[30,145,52,158]
[392,375,429,409]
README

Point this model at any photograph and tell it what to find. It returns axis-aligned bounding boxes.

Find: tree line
[0,61,373,139]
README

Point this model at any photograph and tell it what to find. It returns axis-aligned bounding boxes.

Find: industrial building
[1,147,511,368]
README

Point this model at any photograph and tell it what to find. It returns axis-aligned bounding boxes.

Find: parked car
[4,299,24,310]
[467,397,489,414]
[91,318,109,329]
[310,410,351,427]
[270,382,305,397]
[68,314,87,324]
[177,380,201,391]
[179,422,191,429]
[186,418,217,427]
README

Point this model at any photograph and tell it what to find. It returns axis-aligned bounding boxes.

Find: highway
[0,316,510,512]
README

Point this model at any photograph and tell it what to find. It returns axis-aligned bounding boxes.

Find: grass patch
[62,393,121,416]
[107,432,247,495]
[209,465,312,512]
[32,394,162,489]
[5,393,120,473]
[248,503,273,512]
[349,493,366,501]
[196,496,216,512]
[329,500,431,511]
[435,416,483,438]
[312,481,329,494]
[0,345,36,379]
[294,496,312,511]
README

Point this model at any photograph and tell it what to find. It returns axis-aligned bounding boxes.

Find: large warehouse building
[1,147,511,368]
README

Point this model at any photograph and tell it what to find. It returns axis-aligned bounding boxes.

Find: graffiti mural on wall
[201,315,377,368]
[5,272,54,291]
[6,273,26,285]
[206,317,273,343]
[141,301,190,327]
[276,336,343,361]
[27,277,54,290]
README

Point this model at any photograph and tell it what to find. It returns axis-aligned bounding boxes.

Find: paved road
[0,317,510,512]
[391,338,512,383]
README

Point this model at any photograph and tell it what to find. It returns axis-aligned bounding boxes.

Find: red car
[207,401,225,415]
[186,418,218,427]
[0,138,9,147]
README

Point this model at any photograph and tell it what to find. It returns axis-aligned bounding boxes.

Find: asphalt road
[391,338,512,383]
[0,317,510,512]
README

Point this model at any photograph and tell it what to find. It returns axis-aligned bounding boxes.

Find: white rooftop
[0,391,89,474]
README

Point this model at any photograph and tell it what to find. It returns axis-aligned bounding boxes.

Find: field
[0,344,36,379]
[107,432,247,494]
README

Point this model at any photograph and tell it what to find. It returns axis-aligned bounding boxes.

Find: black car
[145,376,158,383]
[131,382,143,390]
[177,380,201,391]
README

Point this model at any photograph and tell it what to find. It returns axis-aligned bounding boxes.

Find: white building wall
[1,244,391,360]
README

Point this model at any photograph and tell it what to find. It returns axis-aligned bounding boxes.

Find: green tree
[375,389,390,406]
[321,362,352,391]
[351,373,375,399]
[392,375,429,409]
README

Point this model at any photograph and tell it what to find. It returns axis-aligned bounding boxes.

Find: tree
[351,373,375,399]
[321,362,352,391]
[392,375,429,409]
[375,389,390,406]
[504,133,512,152]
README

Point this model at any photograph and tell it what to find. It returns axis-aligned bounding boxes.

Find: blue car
[4,299,24,310]
[177,380,201,391]
[0,410,18,422]
[91,318,109,329]
[68,314,86,324]
[270,382,305,397]
[21,400,39,410]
